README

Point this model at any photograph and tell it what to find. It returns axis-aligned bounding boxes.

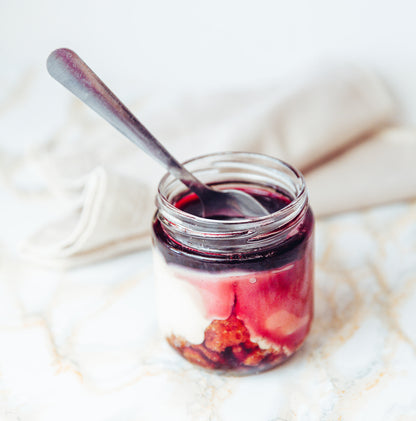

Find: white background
[1,0,416,126]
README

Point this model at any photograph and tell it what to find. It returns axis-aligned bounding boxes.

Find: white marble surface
[1,163,416,420]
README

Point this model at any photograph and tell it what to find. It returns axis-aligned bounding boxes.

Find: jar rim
[156,152,308,237]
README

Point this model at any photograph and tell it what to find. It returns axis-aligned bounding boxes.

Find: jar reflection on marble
[151,152,314,374]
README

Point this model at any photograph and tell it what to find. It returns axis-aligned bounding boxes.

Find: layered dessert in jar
[152,152,314,374]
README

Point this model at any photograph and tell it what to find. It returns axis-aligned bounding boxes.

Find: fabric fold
[306,127,416,216]
[21,168,152,268]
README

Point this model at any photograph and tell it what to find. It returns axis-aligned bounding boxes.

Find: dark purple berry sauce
[152,186,314,273]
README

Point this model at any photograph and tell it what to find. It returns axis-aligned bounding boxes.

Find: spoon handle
[47,48,202,192]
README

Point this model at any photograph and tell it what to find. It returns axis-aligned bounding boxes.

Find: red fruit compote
[152,152,314,375]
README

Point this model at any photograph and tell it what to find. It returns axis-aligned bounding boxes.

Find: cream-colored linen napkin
[21,64,401,268]
[21,167,153,268]
[306,126,416,216]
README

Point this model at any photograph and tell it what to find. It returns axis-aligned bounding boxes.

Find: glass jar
[152,152,314,375]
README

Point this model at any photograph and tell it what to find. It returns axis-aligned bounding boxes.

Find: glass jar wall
[152,152,314,375]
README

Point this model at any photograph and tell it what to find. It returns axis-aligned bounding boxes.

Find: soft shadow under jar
[152,152,314,375]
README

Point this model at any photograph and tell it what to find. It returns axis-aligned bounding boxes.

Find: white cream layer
[153,250,213,344]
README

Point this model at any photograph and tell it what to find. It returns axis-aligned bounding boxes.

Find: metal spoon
[46,48,269,218]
